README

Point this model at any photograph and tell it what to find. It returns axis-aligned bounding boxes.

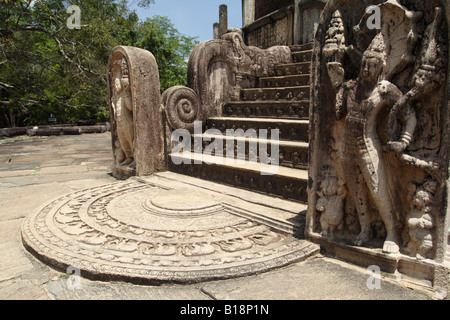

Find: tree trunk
[9,108,16,128]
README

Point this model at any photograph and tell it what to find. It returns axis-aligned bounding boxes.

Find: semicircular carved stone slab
[108,46,165,179]
[21,180,318,284]
[307,0,449,288]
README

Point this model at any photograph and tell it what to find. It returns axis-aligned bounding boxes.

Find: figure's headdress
[363,33,387,62]
[121,58,129,76]
[418,7,445,73]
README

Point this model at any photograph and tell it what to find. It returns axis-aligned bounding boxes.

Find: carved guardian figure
[307,0,449,297]
[337,38,403,253]
[108,46,165,179]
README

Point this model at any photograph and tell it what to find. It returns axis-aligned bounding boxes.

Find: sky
[130,0,243,43]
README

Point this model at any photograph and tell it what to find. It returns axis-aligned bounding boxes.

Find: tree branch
[0,98,40,106]
[0,24,101,77]
[0,25,48,37]
[0,81,16,90]
[52,36,101,76]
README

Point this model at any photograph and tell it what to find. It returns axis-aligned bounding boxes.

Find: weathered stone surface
[219,4,228,38]
[297,0,327,44]
[162,86,203,134]
[242,0,326,48]
[242,0,256,27]
[307,0,450,297]
[0,133,438,300]
[27,127,81,136]
[201,256,431,300]
[0,127,29,138]
[108,46,165,179]
[174,28,292,121]
[21,177,318,284]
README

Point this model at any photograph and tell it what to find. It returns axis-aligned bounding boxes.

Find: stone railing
[0,123,110,138]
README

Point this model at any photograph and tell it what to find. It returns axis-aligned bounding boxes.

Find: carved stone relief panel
[21,180,319,284]
[110,53,135,170]
[307,0,449,266]
[108,46,165,179]
[247,15,291,49]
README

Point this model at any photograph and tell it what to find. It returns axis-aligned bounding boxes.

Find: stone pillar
[294,0,301,44]
[301,7,321,43]
[242,0,255,27]
[295,0,327,44]
[213,22,220,39]
[219,4,228,38]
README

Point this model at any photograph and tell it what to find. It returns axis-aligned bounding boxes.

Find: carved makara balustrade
[161,28,292,133]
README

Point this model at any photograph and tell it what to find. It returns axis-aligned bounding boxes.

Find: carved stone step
[240,86,310,102]
[190,133,309,169]
[292,50,313,63]
[289,43,314,52]
[206,117,309,142]
[168,151,308,203]
[273,62,311,77]
[223,100,309,119]
[259,75,311,88]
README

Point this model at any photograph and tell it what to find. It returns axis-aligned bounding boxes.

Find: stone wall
[295,0,326,44]
[244,6,295,49]
[242,0,326,48]
[255,0,294,20]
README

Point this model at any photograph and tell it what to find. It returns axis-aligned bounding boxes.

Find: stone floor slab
[39,165,89,175]
[200,256,431,300]
[45,279,209,300]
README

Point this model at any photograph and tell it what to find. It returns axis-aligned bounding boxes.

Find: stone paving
[0,133,436,300]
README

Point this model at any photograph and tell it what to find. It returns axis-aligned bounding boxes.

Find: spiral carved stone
[162,86,203,133]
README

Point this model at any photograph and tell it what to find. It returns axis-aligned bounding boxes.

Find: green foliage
[0,0,198,127]
[135,16,198,92]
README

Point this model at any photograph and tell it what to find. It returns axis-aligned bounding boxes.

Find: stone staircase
[169,43,313,203]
